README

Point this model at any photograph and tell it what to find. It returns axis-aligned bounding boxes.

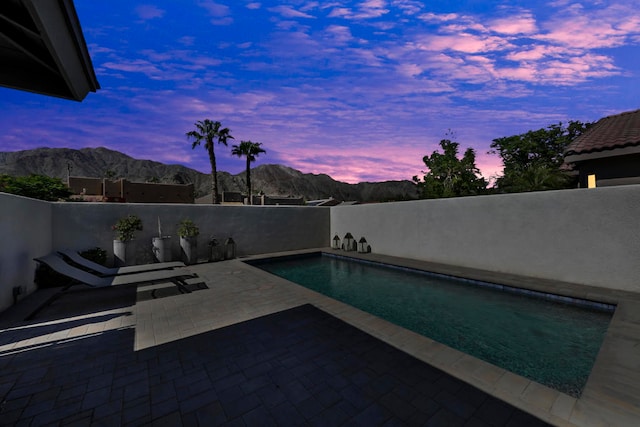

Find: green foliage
[490,121,592,192]
[187,119,234,204]
[177,219,199,238]
[112,214,143,242]
[79,247,108,266]
[231,140,266,203]
[0,174,72,201]
[413,139,487,199]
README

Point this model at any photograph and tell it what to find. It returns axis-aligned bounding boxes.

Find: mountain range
[0,147,418,203]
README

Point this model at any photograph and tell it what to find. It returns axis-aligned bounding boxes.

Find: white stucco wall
[331,185,640,292]
[0,193,53,310]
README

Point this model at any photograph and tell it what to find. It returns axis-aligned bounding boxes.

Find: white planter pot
[152,237,172,263]
[113,240,129,267]
[180,236,198,265]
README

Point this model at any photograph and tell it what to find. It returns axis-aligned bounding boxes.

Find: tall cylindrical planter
[113,240,128,267]
[152,237,172,263]
[180,236,198,265]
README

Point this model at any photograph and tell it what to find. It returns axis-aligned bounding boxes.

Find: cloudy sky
[1,0,639,183]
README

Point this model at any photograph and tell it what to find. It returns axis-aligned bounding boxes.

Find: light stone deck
[1,249,638,426]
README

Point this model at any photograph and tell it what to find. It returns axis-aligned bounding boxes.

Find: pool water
[252,253,613,397]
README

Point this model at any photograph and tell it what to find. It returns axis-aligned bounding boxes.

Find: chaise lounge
[57,249,185,276]
[34,253,199,292]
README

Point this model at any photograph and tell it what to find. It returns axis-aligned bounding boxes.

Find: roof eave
[565,145,640,164]
[1,0,99,102]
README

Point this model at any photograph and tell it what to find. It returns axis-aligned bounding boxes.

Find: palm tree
[186,119,233,204]
[231,141,266,205]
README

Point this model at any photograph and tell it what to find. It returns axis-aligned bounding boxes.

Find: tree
[231,141,266,205]
[413,139,487,199]
[0,174,72,201]
[186,119,234,204]
[490,121,592,192]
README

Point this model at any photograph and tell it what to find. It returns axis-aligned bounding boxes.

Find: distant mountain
[0,147,418,203]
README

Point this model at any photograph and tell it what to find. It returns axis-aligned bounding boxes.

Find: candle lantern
[332,234,341,250]
[343,232,355,251]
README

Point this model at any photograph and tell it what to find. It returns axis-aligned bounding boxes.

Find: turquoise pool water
[251,253,613,397]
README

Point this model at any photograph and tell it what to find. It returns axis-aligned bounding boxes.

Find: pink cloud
[488,14,537,35]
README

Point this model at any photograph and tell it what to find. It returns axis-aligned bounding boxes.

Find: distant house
[195,192,305,206]
[68,177,194,203]
[564,109,640,188]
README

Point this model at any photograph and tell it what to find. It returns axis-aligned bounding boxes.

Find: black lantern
[357,237,370,253]
[343,232,355,251]
[332,234,341,249]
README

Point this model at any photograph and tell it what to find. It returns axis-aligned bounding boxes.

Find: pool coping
[243,248,640,427]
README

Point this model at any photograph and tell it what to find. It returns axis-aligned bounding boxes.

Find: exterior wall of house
[577,154,640,188]
[331,185,640,292]
[0,193,52,311]
[68,176,103,195]
[120,181,194,203]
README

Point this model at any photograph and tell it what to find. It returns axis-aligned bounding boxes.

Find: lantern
[357,237,370,253]
[343,232,355,251]
[224,237,236,260]
[208,237,224,262]
[332,234,341,250]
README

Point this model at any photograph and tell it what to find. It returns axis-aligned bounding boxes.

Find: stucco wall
[331,185,640,292]
[0,193,52,311]
[52,203,330,264]
[0,196,329,313]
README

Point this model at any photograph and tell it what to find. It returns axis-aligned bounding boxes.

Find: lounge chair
[29,254,203,321]
[58,249,185,276]
[34,254,198,291]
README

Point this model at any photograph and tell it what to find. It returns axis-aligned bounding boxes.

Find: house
[68,176,194,203]
[564,109,640,188]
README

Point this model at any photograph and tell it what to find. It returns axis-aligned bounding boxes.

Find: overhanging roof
[0,0,99,101]
[564,109,640,163]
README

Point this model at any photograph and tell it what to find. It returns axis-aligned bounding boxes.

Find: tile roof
[565,109,640,156]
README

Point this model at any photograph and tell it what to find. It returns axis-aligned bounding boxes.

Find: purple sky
[1,0,639,184]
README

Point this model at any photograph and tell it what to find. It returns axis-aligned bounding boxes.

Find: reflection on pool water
[251,253,614,397]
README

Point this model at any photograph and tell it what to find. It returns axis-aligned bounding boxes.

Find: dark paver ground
[0,303,550,426]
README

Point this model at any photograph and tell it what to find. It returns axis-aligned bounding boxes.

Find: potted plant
[112,214,143,266]
[177,219,199,265]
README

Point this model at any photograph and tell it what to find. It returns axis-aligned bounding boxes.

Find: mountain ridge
[0,147,418,203]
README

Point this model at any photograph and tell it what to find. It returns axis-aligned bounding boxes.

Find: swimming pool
[251,253,614,397]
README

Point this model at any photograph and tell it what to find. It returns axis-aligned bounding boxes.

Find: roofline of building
[564,144,640,164]
[0,0,99,101]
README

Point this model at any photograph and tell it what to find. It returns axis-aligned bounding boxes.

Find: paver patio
[1,250,638,426]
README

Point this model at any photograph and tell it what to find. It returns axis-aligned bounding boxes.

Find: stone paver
[1,249,639,426]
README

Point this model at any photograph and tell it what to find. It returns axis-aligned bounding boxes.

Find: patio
[2,250,639,426]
